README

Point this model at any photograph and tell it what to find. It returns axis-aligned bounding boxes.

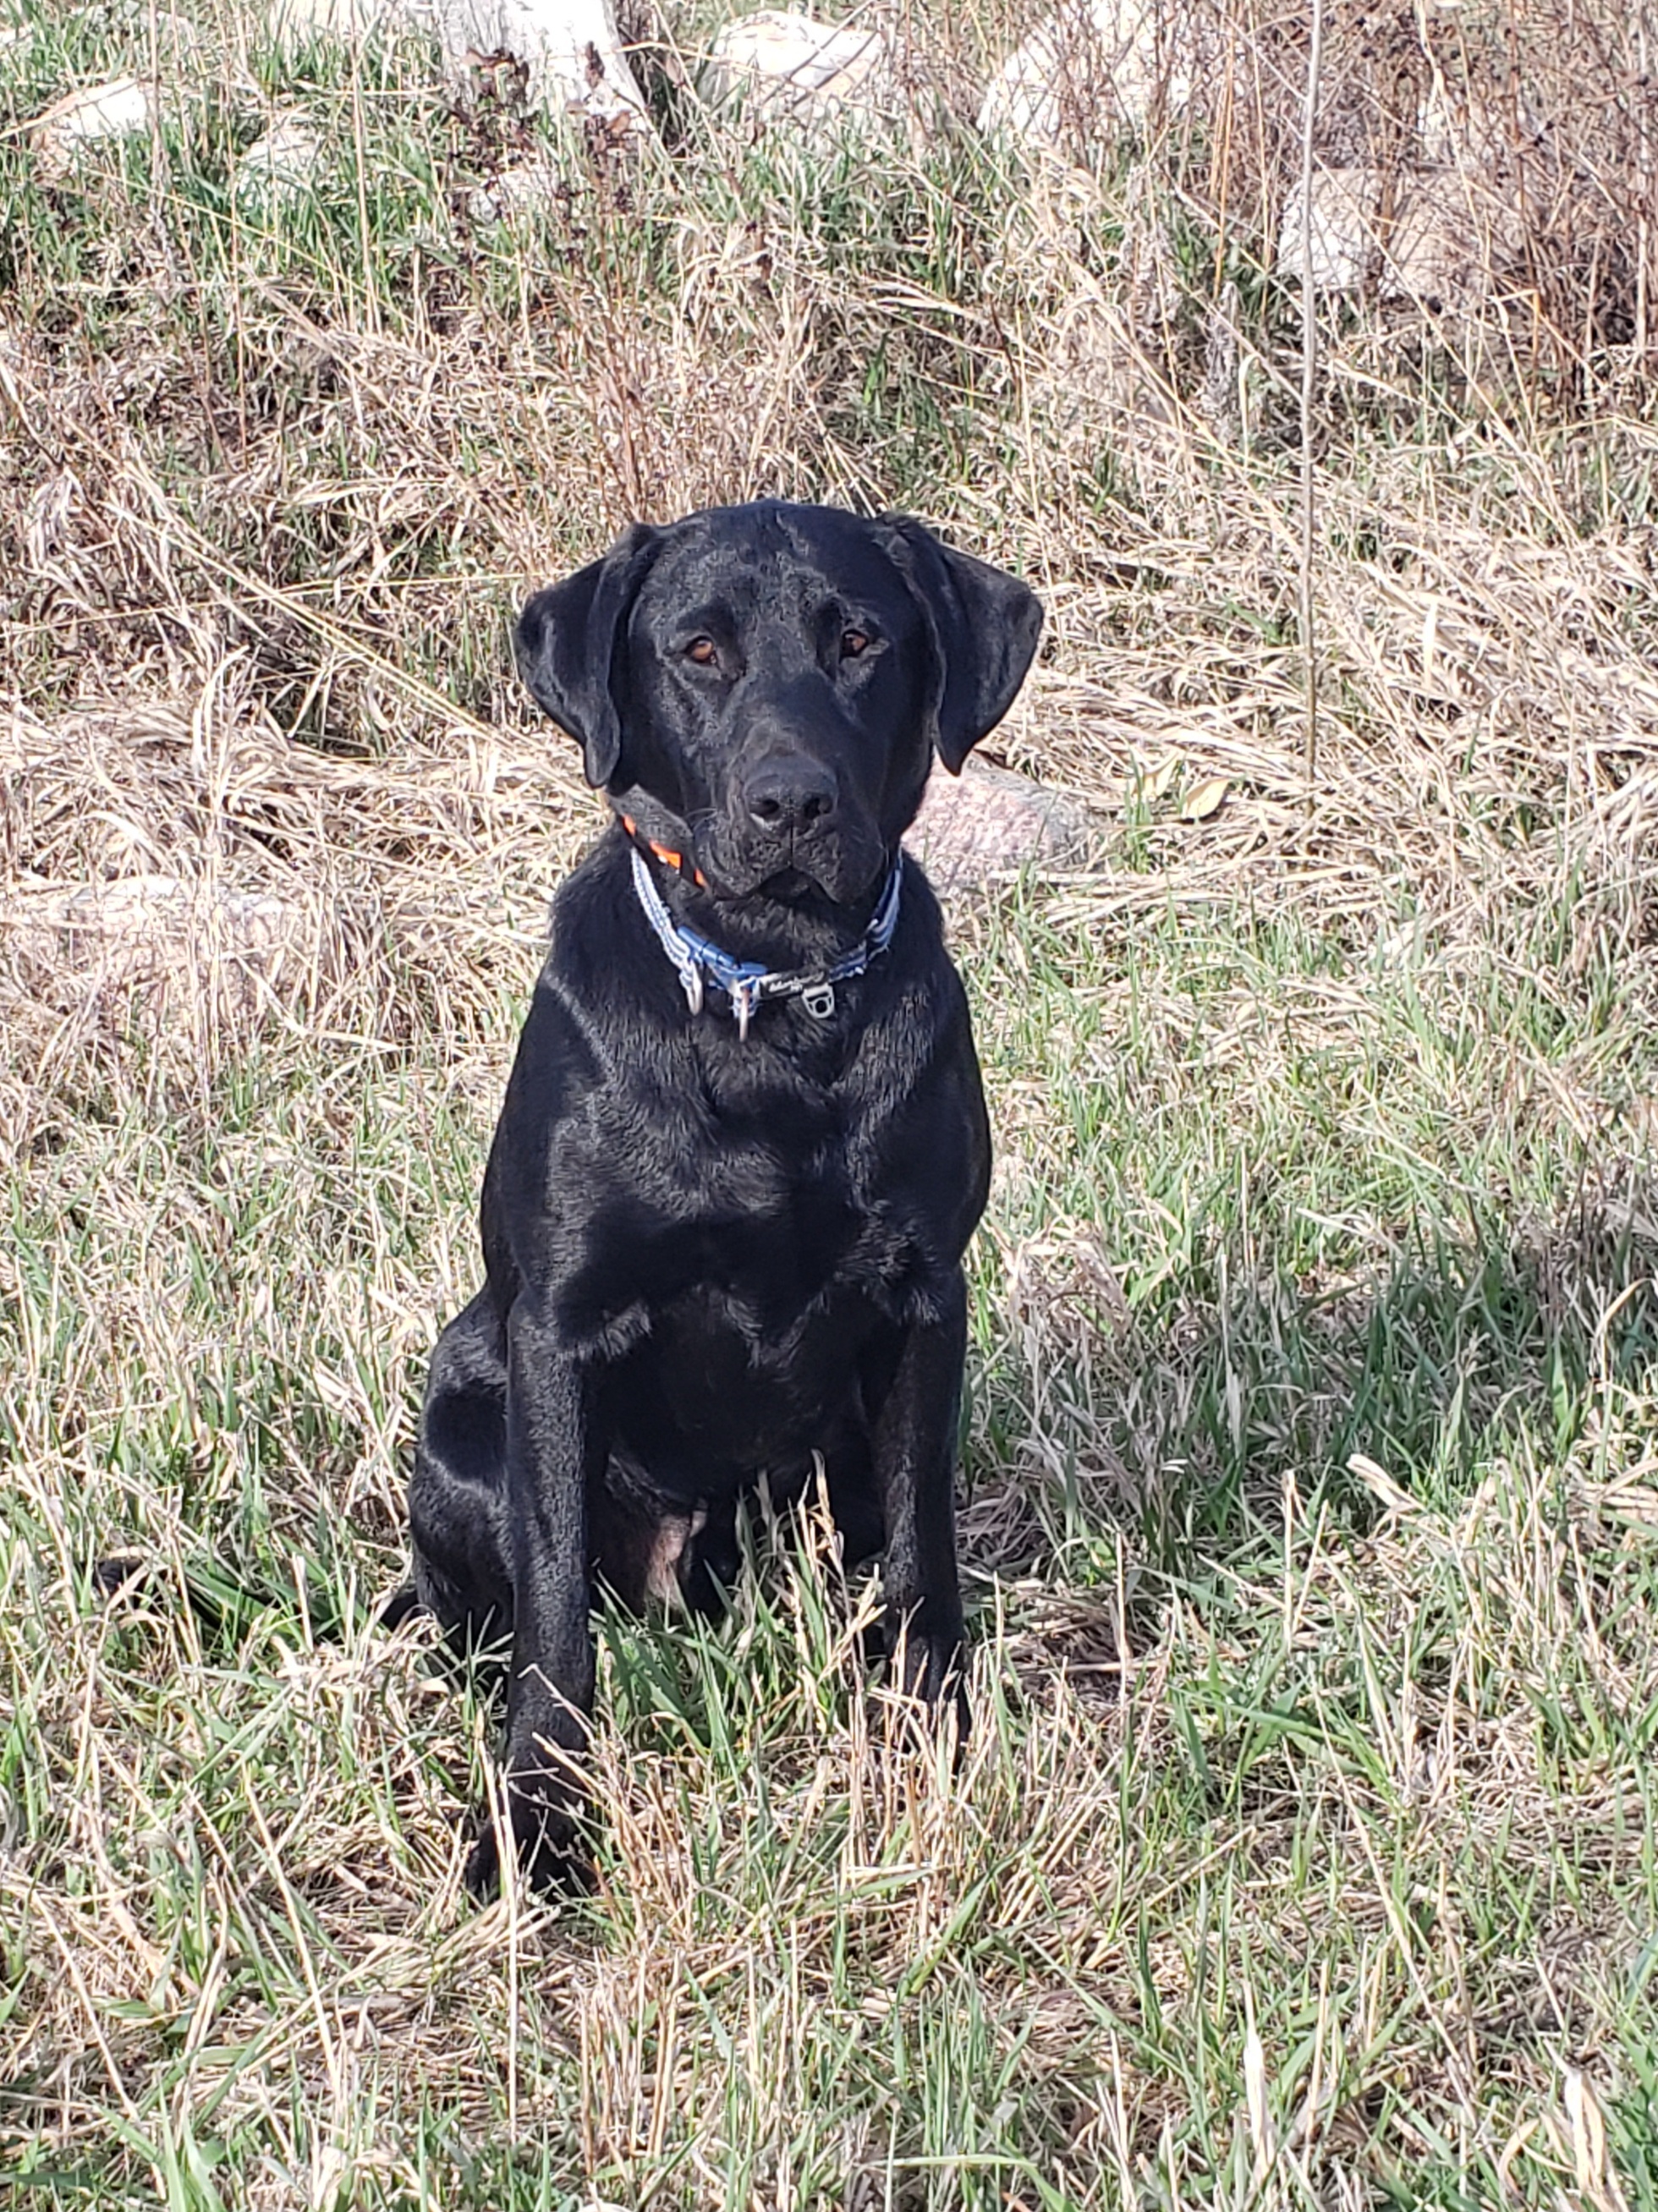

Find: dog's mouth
[695,820,888,909]
[705,850,878,909]
[755,864,817,900]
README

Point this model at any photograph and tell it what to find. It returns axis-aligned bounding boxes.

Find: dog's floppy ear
[881,518,1043,773]
[514,523,661,788]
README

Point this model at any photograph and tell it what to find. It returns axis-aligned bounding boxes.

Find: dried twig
[1298,0,1325,799]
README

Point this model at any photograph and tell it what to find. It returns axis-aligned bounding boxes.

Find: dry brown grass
[4,2,1658,2205]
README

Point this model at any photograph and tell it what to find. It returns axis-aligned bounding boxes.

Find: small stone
[11,875,299,1029]
[30,78,156,180]
[464,159,563,222]
[977,1,1192,151]
[703,8,903,136]
[236,115,322,203]
[1276,167,1379,293]
[904,756,1090,897]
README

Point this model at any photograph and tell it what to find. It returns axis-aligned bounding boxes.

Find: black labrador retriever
[403,500,1042,1893]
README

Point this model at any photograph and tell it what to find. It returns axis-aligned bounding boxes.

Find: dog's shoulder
[540,828,712,1038]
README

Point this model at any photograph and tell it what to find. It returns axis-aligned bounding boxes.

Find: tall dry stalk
[1298,0,1325,799]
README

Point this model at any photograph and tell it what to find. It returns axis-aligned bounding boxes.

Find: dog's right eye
[685,637,718,667]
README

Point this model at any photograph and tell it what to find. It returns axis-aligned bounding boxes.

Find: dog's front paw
[464,1772,595,1901]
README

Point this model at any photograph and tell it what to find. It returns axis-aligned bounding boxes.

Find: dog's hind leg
[588,1450,735,1617]
[408,1287,515,1650]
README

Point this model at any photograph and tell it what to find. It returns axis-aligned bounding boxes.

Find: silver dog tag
[802,982,836,1019]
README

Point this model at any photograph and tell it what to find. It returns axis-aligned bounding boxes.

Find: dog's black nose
[744,755,838,837]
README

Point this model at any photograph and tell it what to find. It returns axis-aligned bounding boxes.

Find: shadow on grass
[964,1161,1658,1591]
[85,1168,1658,1715]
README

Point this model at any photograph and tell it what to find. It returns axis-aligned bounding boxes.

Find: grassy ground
[4,2,1658,2205]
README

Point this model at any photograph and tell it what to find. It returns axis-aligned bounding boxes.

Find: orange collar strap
[619,813,707,889]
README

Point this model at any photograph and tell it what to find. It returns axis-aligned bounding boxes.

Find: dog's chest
[636,1140,907,1460]
[558,1077,923,1358]
[670,1114,909,1322]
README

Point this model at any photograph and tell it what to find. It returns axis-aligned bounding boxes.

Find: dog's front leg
[465,1295,601,1899]
[871,1268,970,1734]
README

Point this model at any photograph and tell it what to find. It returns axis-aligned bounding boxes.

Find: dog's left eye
[686,637,718,667]
[841,629,870,659]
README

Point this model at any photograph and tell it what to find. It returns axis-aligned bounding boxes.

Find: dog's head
[514,502,1042,905]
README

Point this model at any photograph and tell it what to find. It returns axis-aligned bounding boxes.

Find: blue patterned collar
[628,843,903,1041]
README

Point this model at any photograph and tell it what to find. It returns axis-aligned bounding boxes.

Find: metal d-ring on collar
[628,842,904,1042]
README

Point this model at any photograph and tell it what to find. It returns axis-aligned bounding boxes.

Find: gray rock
[236,115,322,204]
[409,0,645,123]
[1276,167,1380,293]
[29,78,156,180]
[702,9,909,138]
[976,1,1193,150]
[1276,162,1524,309]
[266,0,646,126]
[904,756,1090,896]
